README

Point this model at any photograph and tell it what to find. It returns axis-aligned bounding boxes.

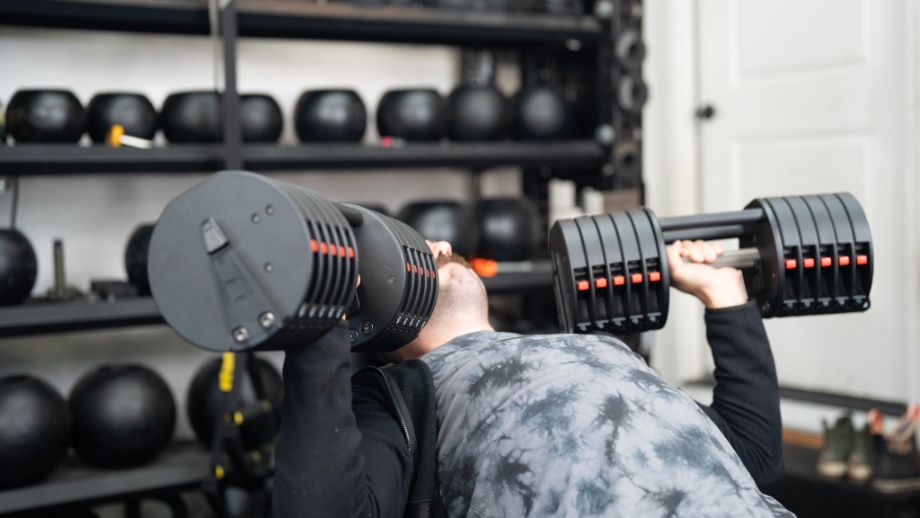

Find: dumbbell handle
[660,208,765,232]
[685,247,761,270]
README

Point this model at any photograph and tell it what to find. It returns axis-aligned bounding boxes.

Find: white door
[696,0,917,401]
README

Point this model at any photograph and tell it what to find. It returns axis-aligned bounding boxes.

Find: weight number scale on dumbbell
[549,193,873,334]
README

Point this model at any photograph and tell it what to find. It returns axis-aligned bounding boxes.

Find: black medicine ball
[0,229,38,306]
[124,224,154,295]
[448,85,510,141]
[69,365,176,468]
[294,89,367,142]
[513,86,570,140]
[6,89,86,143]
[399,201,479,257]
[241,94,284,143]
[476,198,540,261]
[0,375,70,489]
[187,357,283,451]
[86,92,158,143]
[377,89,447,141]
[160,91,221,143]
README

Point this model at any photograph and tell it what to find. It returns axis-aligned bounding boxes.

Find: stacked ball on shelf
[0,364,176,489]
[0,374,70,489]
[398,197,540,262]
[3,83,577,145]
[0,228,38,306]
[68,364,176,468]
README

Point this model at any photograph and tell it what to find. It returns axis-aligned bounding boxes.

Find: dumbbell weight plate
[148,171,356,352]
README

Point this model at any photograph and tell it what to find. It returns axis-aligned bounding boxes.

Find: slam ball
[447,85,510,141]
[187,357,283,451]
[86,93,158,143]
[377,89,447,141]
[477,198,540,261]
[513,86,570,140]
[70,365,176,468]
[6,89,86,143]
[0,229,38,306]
[399,201,479,257]
[0,375,70,489]
[124,224,154,295]
[294,89,367,142]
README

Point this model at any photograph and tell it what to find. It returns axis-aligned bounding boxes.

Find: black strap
[380,360,447,518]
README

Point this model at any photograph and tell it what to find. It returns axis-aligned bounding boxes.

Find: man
[273,240,793,517]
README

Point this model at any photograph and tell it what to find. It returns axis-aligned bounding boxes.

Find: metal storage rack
[0,0,644,513]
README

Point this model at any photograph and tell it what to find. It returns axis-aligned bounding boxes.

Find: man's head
[389,252,493,361]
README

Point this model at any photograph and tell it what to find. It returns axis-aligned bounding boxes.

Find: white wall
[0,27,478,438]
[645,0,920,408]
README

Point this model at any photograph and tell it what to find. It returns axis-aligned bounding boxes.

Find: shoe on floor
[872,404,920,493]
[817,415,855,478]
[848,423,875,482]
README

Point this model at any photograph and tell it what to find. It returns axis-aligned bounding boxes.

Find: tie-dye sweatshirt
[422,303,793,517]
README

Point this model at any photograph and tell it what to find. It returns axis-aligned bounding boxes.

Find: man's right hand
[667,240,749,309]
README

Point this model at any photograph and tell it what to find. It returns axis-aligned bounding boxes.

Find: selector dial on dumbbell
[549,193,873,334]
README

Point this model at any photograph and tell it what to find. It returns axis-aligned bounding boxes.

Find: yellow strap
[105,124,125,148]
[219,352,235,392]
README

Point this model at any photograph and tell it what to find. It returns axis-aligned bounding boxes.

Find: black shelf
[0,0,601,48]
[0,264,554,338]
[0,141,604,174]
[0,298,163,338]
[0,443,208,515]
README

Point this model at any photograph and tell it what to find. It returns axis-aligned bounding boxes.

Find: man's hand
[426,240,453,262]
[667,240,748,309]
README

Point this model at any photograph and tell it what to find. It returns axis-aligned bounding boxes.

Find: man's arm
[697,302,783,485]
[273,325,414,517]
[667,240,783,486]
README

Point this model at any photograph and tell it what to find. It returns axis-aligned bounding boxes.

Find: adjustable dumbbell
[148,171,438,353]
[549,193,873,334]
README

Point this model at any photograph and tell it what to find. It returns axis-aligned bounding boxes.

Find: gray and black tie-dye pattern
[422,331,793,517]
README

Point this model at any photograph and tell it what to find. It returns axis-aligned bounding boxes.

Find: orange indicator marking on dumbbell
[820,257,832,268]
[613,275,625,286]
[407,263,411,272]
[577,280,590,291]
[320,242,328,254]
[311,240,318,253]
[839,256,850,266]
[856,255,868,266]
[338,245,346,257]
[595,278,608,289]
[329,244,338,256]
[785,259,797,270]
[803,258,815,268]
[649,271,661,282]
[631,273,643,284]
